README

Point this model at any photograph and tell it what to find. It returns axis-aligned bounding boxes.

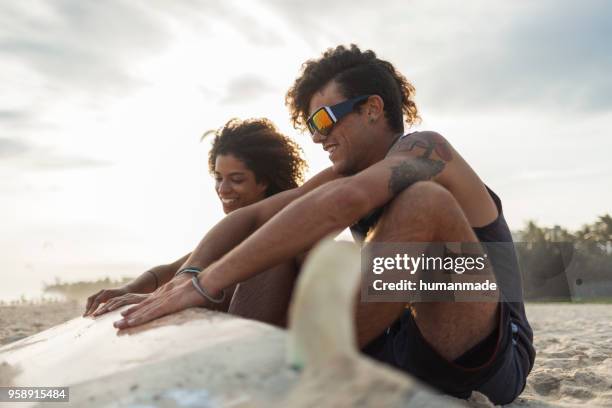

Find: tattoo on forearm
[388,157,445,195]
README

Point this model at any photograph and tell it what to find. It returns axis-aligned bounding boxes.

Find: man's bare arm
[179,167,340,272]
[198,132,456,296]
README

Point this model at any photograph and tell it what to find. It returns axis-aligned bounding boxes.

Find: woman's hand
[84,286,131,317]
[83,268,163,317]
[112,276,207,329]
[91,293,150,317]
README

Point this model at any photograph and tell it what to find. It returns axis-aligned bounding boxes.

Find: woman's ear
[256,179,269,196]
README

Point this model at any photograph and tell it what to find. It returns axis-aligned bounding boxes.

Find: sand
[509,304,612,408]
[0,301,83,346]
[0,302,610,407]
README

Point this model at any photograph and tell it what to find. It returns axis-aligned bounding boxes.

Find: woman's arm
[148,253,191,288]
[83,253,190,316]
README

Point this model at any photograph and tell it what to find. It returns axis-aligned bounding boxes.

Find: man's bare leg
[228,261,298,327]
[356,181,499,361]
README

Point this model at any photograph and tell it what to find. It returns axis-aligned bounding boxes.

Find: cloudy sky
[1,0,611,300]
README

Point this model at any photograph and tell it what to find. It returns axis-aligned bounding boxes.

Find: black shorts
[362,300,532,405]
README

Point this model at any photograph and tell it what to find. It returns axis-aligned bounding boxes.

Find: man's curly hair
[205,118,307,196]
[286,44,419,134]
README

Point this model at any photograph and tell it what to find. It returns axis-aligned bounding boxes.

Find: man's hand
[91,293,150,317]
[112,276,206,329]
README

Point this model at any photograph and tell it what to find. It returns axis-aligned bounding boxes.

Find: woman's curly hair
[286,44,420,134]
[205,118,307,196]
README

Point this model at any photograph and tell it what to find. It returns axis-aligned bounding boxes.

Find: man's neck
[362,130,404,168]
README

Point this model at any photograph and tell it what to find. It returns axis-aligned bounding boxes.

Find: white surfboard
[0,308,297,407]
[0,240,468,408]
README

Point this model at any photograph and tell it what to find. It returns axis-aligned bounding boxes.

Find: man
[113,45,535,404]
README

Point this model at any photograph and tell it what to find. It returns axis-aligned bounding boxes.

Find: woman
[83,118,307,326]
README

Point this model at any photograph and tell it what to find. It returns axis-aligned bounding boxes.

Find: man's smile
[323,143,339,158]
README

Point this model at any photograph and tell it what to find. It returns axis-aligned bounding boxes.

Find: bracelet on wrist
[175,267,202,277]
[191,275,225,304]
[146,270,159,290]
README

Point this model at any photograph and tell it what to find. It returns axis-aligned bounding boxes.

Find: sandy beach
[511,304,612,408]
[0,301,83,346]
[1,302,610,407]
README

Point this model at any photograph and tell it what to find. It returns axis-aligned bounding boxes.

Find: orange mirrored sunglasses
[306,95,370,136]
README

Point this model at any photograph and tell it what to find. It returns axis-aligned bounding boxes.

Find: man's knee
[373,181,460,236]
[392,181,457,215]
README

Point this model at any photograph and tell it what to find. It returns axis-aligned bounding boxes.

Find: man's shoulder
[391,130,453,163]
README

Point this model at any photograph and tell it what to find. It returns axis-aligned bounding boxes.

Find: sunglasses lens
[311,109,334,136]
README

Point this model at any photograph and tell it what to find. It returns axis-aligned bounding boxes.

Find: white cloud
[0,0,610,299]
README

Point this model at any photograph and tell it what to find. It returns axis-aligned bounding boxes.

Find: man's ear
[365,95,384,122]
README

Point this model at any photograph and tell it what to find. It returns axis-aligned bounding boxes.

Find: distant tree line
[514,214,612,301]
